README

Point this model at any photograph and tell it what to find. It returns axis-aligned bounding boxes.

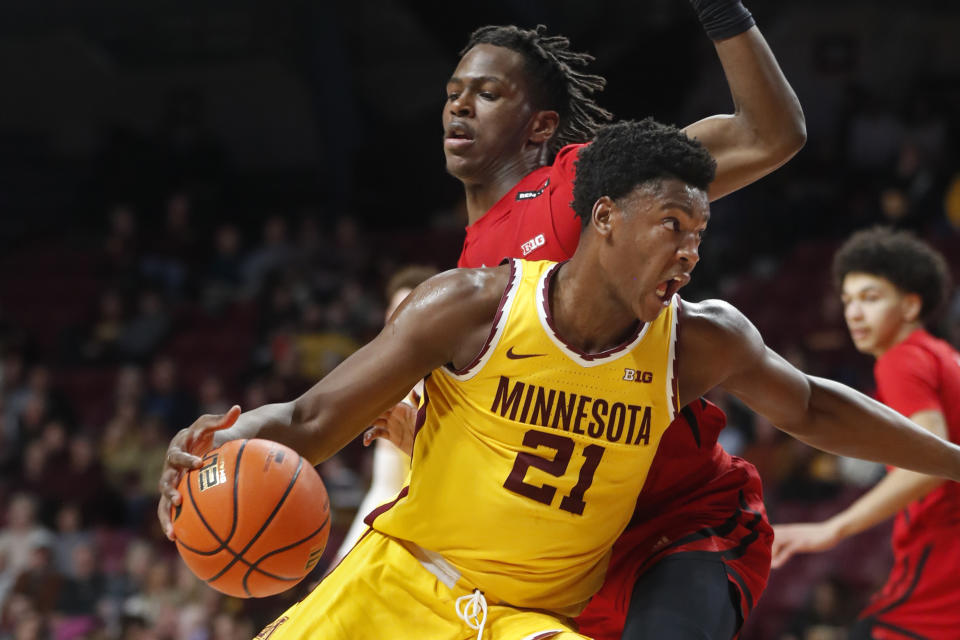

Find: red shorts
[576,461,772,640]
[857,530,960,639]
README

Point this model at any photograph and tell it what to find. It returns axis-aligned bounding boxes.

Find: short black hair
[833,226,952,322]
[571,118,716,225]
[462,25,612,162]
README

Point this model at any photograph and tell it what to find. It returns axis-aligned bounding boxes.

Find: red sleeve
[550,143,588,257]
[874,344,942,417]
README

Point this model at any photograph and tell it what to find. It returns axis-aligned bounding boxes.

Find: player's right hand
[362,401,417,456]
[157,406,241,541]
[770,521,842,568]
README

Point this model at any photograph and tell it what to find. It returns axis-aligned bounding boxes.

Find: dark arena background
[1,1,958,639]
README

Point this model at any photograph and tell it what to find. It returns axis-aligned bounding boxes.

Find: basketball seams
[240,513,331,596]
[174,438,331,598]
[206,456,305,586]
[179,440,247,556]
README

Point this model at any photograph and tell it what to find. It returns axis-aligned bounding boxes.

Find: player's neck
[873,322,923,358]
[462,155,545,225]
[548,262,640,355]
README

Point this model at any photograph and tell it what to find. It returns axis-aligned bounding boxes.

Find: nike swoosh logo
[506,346,546,360]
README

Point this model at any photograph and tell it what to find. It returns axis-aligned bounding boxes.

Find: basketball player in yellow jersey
[158,119,960,640]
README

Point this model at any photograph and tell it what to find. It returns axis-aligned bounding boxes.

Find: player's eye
[479,92,497,100]
[447,92,460,101]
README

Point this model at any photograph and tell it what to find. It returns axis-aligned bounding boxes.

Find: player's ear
[529,110,559,145]
[901,292,923,323]
[591,196,615,236]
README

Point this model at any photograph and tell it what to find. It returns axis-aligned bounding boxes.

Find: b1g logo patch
[521,233,546,256]
[623,368,653,383]
[198,453,227,491]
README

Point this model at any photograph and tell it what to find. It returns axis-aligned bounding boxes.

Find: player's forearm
[828,468,945,540]
[713,27,805,158]
[684,24,805,200]
[212,402,298,448]
[783,376,960,481]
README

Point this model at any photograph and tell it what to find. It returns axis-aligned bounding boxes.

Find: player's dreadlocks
[462,25,612,162]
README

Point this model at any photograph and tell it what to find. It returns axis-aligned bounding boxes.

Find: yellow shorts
[256,529,588,640]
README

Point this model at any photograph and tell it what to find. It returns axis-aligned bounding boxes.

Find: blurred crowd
[1,49,959,640]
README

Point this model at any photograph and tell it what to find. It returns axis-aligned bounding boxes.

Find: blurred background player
[332,265,437,564]
[772,227,960,640]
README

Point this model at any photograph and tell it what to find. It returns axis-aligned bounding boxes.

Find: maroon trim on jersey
[413,375,430,441]
[362,379,432,527]
[363,486,409,527]
[539,262,644,361]
[445,259,518,375]
[321,527,374,581]
[671,297,682,418]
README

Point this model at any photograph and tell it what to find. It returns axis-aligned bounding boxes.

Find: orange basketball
[172,438,330,598]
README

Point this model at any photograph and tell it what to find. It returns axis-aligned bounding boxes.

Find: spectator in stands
[142,357,196,436]
[11,539,62,616]
[140,192,198,298]
[47,434,116,526]
[116,290,171,362]
[79,289,127,364]
[51,504,90,581]
[242,216,296,296]
[101,205,141,285]
[52,541,105,637]
[202,223,245,312]
[0,494,53,609]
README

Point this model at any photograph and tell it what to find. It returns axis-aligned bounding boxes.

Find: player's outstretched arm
[771,409,948,567]
[678,300,960,481]
[157,266,508,538]
[680,1,806,201]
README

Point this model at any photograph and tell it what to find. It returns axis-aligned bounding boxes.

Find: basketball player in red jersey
[772,228,960,640]
[400,2,802,637]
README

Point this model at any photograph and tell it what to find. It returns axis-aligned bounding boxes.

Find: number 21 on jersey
[503,429,605,515]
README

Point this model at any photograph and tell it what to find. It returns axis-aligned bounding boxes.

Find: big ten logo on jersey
[623,368,653,383]
[198,453,227,491]
[521,234,546,256]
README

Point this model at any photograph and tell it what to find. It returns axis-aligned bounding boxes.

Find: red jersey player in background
[369,1,805,637]
[772,227,960,640]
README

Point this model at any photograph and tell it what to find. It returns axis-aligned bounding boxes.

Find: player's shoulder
[407,263,512,317]
[877,335,939,375]
[679,298,755,337]
[678,297,764,365]
[551,143,590,176]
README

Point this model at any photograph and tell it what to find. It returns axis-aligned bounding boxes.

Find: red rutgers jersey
[855,328,960,638]
[457,144,585,268]
[577,399,771,640]
[874,328,960,552]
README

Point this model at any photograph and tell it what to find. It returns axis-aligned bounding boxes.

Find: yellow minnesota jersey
[371,259,680,616]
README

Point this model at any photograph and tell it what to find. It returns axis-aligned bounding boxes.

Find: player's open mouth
[445,121,475,142]
[654,277,684,304]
